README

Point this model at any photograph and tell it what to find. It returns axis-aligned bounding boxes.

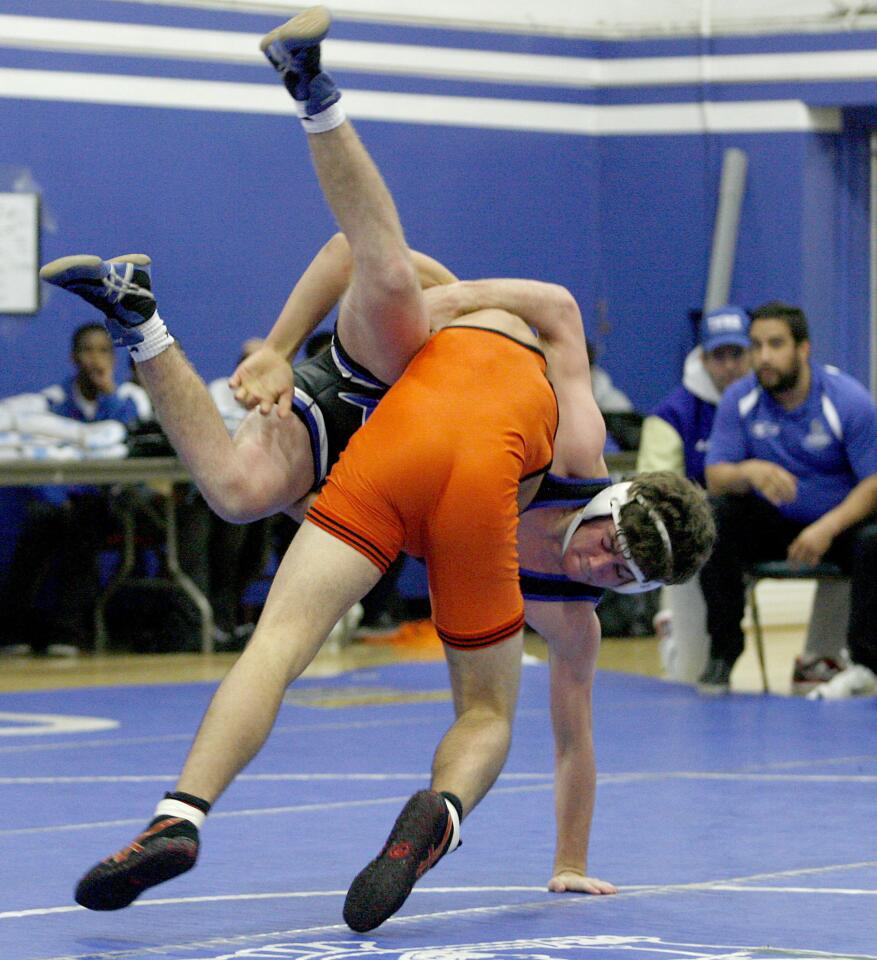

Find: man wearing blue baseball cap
[637,306,750,682]
[701,306,751,357]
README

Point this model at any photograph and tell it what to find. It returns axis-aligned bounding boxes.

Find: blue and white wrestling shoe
[260,5,340,117]
[39,254,156,348]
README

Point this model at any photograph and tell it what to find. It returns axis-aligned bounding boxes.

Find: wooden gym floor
[0,622,806,695]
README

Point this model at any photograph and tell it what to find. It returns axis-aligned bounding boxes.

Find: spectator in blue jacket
[43,322,151,425]
[637,306,750,681]
[699,301,877,698]
[1,324,150,655]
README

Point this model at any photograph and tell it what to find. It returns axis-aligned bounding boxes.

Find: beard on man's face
[756,357,800,396]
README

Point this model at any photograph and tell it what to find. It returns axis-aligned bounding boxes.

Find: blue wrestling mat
[1,662,876,960]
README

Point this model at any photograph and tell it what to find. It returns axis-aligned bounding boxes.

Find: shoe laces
[103,263,154,304]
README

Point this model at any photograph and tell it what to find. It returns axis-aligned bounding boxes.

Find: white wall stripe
[7,15,877,89]
[35,0,877,39]
[0,69,842,135]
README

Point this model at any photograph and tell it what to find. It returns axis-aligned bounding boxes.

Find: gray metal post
[704,147,748,313]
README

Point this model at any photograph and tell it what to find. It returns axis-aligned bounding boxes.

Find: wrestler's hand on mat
[229,344,294,417]
[548,870,618,895]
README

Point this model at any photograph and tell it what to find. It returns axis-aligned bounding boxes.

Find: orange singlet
[307,326,558,649]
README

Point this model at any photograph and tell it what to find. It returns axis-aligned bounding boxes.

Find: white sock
[153,797,207,830]
[129,308,175,363]
[443,797,461,854]
[297,99,346,134]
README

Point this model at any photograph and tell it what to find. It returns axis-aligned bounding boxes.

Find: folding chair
[744,560,849,693]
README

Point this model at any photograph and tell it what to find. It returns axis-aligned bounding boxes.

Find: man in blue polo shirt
[698,301,877,698]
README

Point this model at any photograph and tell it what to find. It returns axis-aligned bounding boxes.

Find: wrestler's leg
[343,439,526,931]
[432,632,524,813]
[39,255,313,521]
[74,522,382,910]
[262,12,428,383]
[174,522,378,798]
[343,631,523,933]
[308,125,427,384]
[137,347,314,521]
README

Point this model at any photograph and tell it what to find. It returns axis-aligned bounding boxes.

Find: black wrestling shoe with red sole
[343,790,455,932]
[74,816,199,911]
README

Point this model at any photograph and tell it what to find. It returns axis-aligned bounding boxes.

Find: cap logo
[708,312,745,334]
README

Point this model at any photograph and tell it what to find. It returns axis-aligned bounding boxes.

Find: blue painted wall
[1,102,603,398]
[1,13,875,412]
[585,124,873,408]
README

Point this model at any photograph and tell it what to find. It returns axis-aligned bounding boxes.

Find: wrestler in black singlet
[290,333,389,491]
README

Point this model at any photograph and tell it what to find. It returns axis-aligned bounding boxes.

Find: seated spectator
[45,323,151,424]
[0,323,150,655]
[587,338,634,414]
[586,338,641,453]
[698,301,877,698]
[637,306,751,681]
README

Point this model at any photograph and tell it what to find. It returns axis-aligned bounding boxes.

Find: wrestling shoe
[260,6,340,116]
[343,790,459,932]
[39,254,155,348]
[75,815,199,910]
[806,662,877,700]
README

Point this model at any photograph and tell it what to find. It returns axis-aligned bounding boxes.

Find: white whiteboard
[0,193,40,314]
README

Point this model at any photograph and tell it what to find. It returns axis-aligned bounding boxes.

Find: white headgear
[560,481,673,594]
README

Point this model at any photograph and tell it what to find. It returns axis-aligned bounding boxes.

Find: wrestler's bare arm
[524,599,618,896]
[230,233,354,416]
[425,279,587,370]
[426,278,605,469]
[264,233,353,359]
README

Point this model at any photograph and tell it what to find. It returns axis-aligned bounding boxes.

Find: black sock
[145,815,200,839]
[164,790,211,815]
[440,790,463,822]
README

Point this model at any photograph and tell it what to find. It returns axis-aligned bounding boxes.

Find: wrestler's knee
[454,693,517,741]
[364,251,419,300]
[243,620,323,685]
[203,474,270,525]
